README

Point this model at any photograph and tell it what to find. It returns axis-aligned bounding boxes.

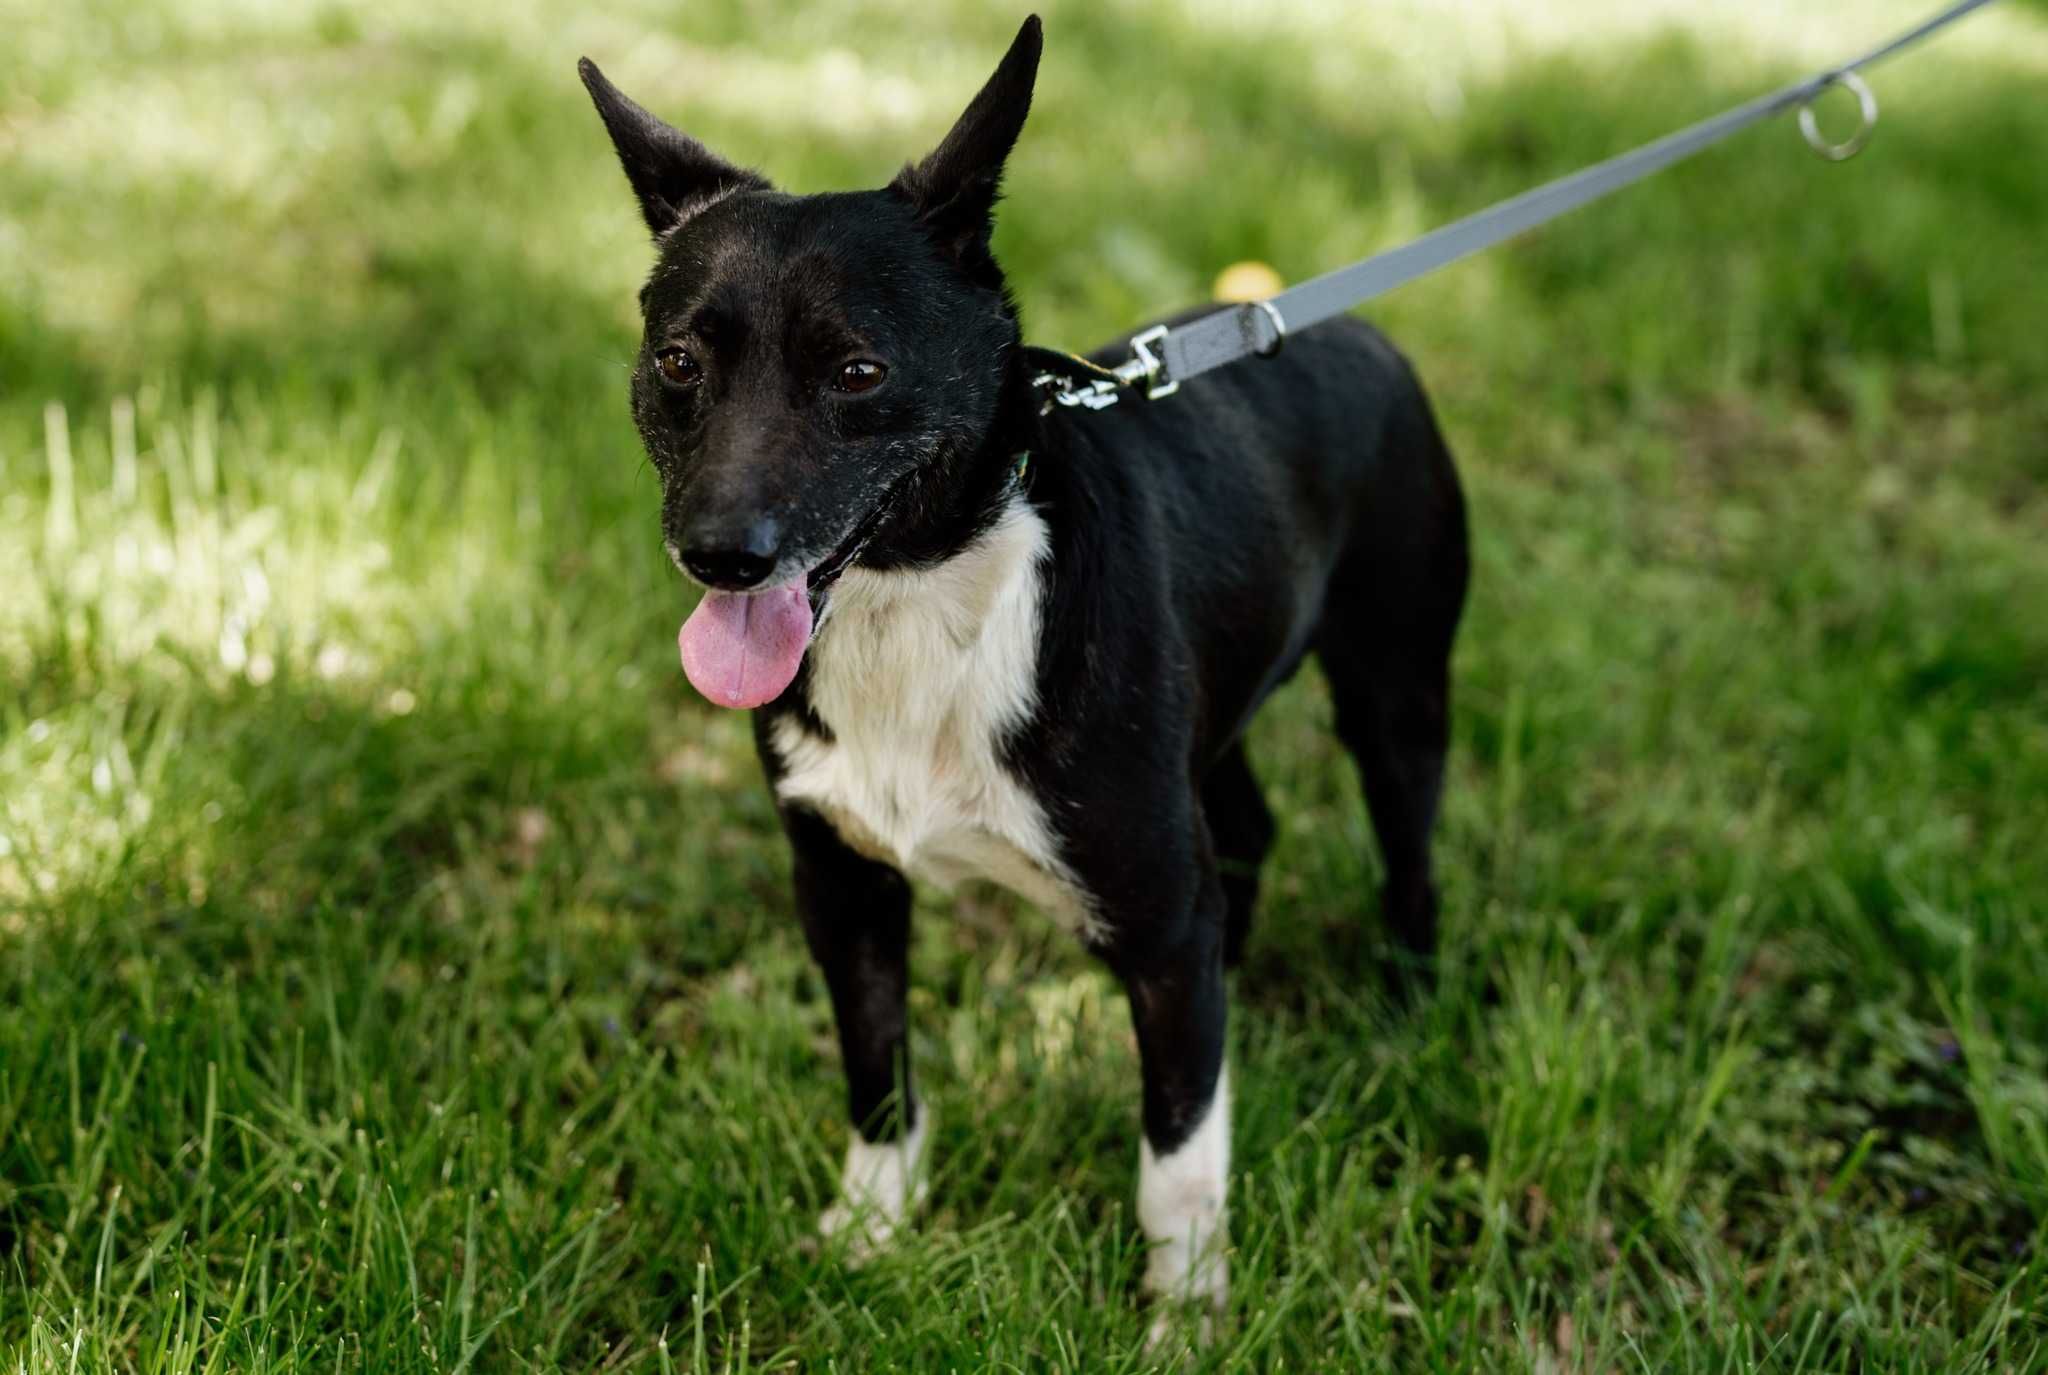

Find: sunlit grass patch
[0,381,742,942]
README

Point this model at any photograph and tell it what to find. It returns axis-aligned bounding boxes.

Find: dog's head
[581,18,1042,708]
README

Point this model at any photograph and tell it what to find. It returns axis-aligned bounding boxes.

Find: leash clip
[1032,371,1123,412]
[1030,323,1180,412]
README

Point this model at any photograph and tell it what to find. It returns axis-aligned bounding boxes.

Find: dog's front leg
[1104,876,1231,1333]
[780,804,925,1259]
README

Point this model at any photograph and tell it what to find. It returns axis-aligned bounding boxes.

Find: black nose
[680,518,781,590]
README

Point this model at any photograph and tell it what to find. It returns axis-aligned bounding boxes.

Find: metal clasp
[1031,323,1181,412]
[1032,370,1122,412]
[1128,324,1177,400]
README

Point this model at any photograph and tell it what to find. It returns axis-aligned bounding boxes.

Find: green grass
[4,0,2048,1368]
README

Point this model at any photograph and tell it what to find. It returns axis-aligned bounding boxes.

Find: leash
[1035,0,2000,413]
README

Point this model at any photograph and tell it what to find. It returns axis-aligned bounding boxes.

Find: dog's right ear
[579,59,770,237]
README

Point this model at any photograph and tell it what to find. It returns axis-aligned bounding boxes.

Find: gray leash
[1037,0,2000,412]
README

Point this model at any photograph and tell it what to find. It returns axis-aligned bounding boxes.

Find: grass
[4,0,2047,1368]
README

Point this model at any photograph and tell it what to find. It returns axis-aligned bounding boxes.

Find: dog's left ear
[890,15,1042,281]
[579,58,771,237]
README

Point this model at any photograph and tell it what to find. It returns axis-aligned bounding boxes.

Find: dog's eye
[833,360,887,395]
[654,347,701,389]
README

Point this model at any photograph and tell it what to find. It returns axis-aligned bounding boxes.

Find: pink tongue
[677,577,814,709]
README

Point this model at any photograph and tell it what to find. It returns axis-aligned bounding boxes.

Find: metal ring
[1798,69,1878,162]
[1240,298,1287,358]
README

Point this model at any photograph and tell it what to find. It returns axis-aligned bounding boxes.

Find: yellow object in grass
[1212,260,1284,302]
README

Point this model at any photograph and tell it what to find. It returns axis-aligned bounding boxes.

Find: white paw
[1142,1237,1228,1349]
[817,1197,902,1263]
[1143,1236,1229,1309]
[1137,1066,1230,1342]
[817,1107,929,1263]
[1145,1299,1221,1353]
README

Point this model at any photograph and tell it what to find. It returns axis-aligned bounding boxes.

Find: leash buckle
[1127,324,1178,400]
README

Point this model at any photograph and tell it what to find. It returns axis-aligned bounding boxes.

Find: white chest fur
[769,498,1097,938]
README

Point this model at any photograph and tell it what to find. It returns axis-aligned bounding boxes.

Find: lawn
[4,0,2047,1369]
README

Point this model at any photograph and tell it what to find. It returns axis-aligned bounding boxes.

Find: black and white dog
[581,15,1467,1325]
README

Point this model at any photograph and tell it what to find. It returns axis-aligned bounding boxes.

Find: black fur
[583,15,1467,1191]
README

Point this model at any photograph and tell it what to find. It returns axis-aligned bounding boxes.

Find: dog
[580,14,1467,1328]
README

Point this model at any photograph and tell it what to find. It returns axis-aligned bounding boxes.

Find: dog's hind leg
[1318,633,1451,977]
[1203,742,1274,968]
[1316,390,1468,984]
[779,804,926,1258]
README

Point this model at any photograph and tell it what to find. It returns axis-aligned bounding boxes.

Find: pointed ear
[579,58,770,237]
[889,16,1041,276]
